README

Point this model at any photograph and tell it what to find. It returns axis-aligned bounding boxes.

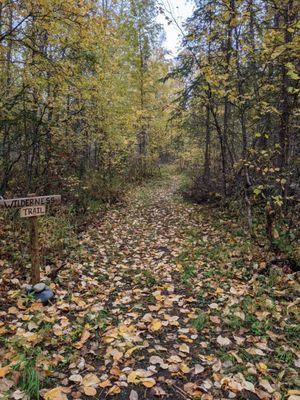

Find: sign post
[28,194,40,284]
[0,194,61,284]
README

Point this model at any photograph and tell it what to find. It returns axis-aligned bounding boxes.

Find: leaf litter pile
[0,176,299,400]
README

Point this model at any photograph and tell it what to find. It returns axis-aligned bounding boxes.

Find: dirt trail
[1,174,299,400]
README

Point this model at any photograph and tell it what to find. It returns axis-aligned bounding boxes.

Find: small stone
[21,284,33,292]
[33,283,46,293]
[35,289,54,305]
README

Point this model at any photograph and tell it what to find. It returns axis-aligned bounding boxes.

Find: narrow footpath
[1,174,299,400]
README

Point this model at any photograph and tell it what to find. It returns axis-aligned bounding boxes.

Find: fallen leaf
[216,335,232,346]
[69,374,82,384]
[179,344,190,353]
[129,389,139,400]
[99,379,111,388]
[184,382,202,397]
[180,363,190,373]
[107,385,121,395]
[150,319,162,331]
[83,386,97,396]
[110,348,123,361]
[151,386,167,396]
[74,327,91,349]
[149,356,164,365]
[257,362,268,374]
[44,387,68,400]
[194,364,205,374]
[168,355,182,363]
[82,373,99,387]
[259,379,275,394]
[0,365,10,378]
[12,389,25,400]
[128,371,139,384]
[142,378,156,388]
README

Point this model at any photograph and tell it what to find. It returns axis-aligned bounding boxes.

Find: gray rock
[35,289,54,305]
[33,283,46,293]
[21,284,33,292]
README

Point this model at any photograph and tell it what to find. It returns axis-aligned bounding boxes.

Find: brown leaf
[82,373,99,387]
[216,335,231,346]
[83,386,97,396]
[69,374,82,384]
[74,327,90,349]
[241,389,261,400]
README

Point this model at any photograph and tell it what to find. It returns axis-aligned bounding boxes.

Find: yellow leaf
[178,334,193,343]
[74,328,90,349]
[150,319,162,332]
[125,346,140,357]
[180,363,190,374]
[216,287,223,295]
[257,362,268,373]
[0,365,10,378]
[179,344,190,353]
[142,378,156,388]
[127,371,139,384]
[287,390,300,396]
[107,385,121,395]
[99,379,111,388]
[44,387,68,400]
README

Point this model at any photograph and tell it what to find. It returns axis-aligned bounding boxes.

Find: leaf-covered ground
[0,173,299,400]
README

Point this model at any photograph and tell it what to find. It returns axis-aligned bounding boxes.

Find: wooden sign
[0,195,61,209]
[20,205,46,218]
[0,193,61,285]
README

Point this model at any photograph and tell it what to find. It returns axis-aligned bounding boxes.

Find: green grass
[285,324,300,343]
[142,270,157,286]
[9,347,42,399]
[182,264,197,285]
[275,347,295,365]
[86,309,111,332]
[20,365,40,399]
[192,312,208,331]
[225,315,244,330]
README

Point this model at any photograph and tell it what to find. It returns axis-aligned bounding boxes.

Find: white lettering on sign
[0,195,61,209]
[20,205,46,218]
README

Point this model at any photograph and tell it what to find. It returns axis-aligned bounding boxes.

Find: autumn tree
[173,0,299,250]
[0,0,175,203]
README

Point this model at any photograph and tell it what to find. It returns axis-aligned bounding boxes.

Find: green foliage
[225,315,243,330]
[11,348,42,399]
[142,270,157,286]
[19,365,40,400]
[182,264,196,285]
[192,312,208,331]
[275,348,295,365]
[0,0,179,209]
[171,0,299,261]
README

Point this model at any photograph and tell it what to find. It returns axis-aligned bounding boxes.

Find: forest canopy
[0,0,178,204]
